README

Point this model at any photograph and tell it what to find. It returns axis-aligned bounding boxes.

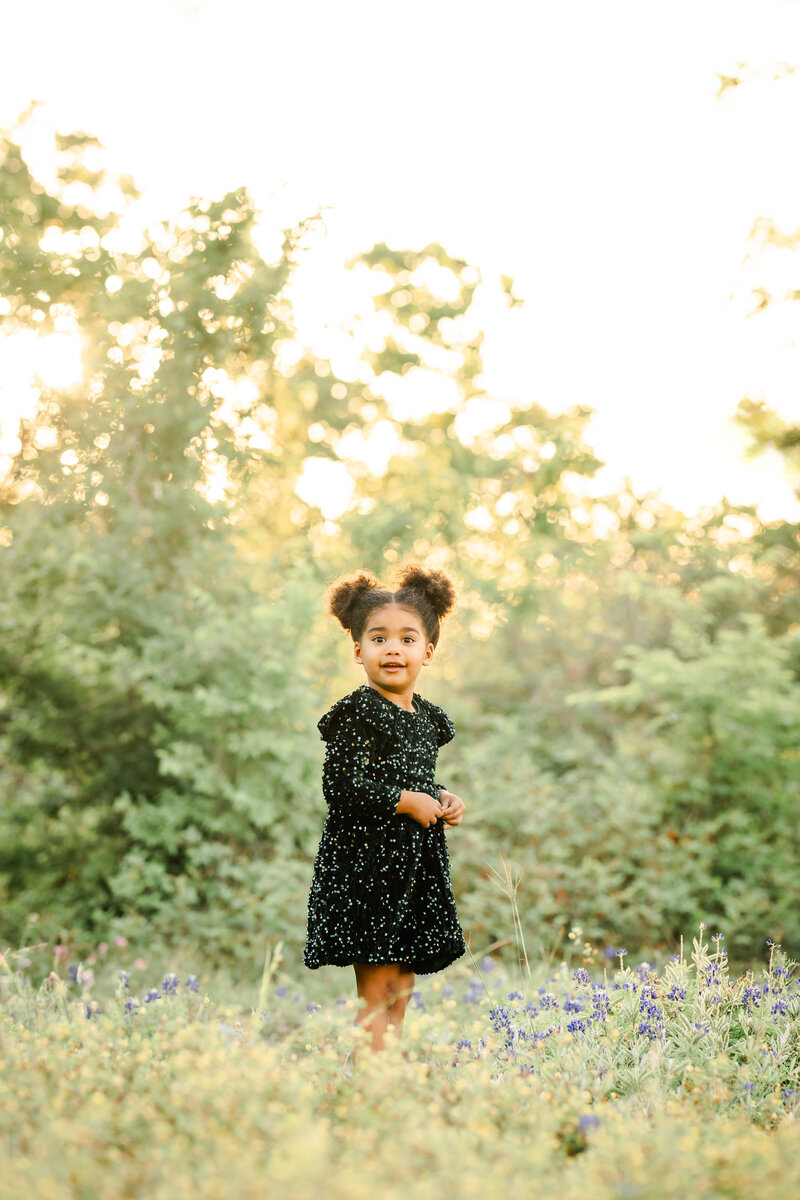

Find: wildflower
[97,942,108,955]
[114,936,129,948]
[563,998,583,1014]
[567,1018,587,1034]
[572,968,590,986]
[637,986,665,1039]
[743,1082,756,1093]
[481,957,496,972]
[590,987,610,1022]
[54,945,68,962]
[578,1113,600,1132]
[118,970,130,990]
[162,973,179,996]
[410,992,425,1010]
[144,989,161,1003]
[184,975,199,993]
[276,987,286,996]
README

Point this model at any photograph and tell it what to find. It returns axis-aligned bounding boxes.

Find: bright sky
[2,0,800,519]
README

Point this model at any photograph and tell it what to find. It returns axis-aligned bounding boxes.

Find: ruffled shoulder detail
[317,685,413,742]
[415,696,456,746]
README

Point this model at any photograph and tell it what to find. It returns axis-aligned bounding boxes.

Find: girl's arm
[321,710,445,826]
[321,713,403,821]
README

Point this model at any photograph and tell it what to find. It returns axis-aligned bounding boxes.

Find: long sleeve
[321,710,402,821]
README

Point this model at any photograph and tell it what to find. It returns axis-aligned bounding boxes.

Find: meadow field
[2,885,799,1200]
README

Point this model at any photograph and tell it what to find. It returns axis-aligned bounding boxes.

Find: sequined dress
[303,684,467,976]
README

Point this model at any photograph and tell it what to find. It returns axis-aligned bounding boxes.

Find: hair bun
[327,571,382,632]
[394,565,456,620]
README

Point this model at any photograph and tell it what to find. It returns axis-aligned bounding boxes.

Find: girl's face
[353,604,434,701]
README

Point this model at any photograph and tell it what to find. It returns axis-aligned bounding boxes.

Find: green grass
[2,868,799,1198]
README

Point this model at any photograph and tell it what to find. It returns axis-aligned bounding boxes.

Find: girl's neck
[366,682,417,713]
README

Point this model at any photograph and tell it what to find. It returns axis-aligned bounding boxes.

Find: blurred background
[1,0,799,984]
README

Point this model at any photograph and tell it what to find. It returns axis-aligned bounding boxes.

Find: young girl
[303,564,467,1059]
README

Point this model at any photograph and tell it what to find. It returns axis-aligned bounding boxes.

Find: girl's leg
[352,962,402,1056]
[388,967,415,1042]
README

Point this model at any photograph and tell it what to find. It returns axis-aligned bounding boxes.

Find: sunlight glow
[295,456,355,519]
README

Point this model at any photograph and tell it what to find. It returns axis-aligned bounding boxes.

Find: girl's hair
[327,564,456,647]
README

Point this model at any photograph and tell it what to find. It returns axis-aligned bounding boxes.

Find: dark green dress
[303,684,466,976]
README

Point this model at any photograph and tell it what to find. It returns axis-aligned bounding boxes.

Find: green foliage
[2,115,800,972]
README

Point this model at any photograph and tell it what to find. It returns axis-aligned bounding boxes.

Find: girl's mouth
[381,664,404,671]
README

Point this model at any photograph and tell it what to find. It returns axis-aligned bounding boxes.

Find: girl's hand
[398,790,446,828]
[437,788,465,828]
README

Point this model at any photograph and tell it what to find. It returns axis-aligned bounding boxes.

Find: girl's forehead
[366,603,424,631]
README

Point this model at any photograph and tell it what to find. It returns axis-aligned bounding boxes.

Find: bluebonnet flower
[563,998,583,1014]
[771,999,789,1018]
[666,985,687,1002]
[742,1082,756,1093]
[567,1018,587,1033]
[603,946,616,959]
[693,1022,710,1034]
[410,991,425,1010]
[591,987,610,1022]
[456,1039,472,1050]
[637,986,664,1039]
[741,985,764,1011]
[538,992,559,1011]
[68,965,79,982]
[118,970,130,990]
[506,991,523,1001]
[124,998,139,1014]
[162,973,179,996]
[579,1113,600,1132]
[481,957,496,972]
[275,987,286,997]
[184,975,199,993]
[572,968,590,986]
[144,989,161,1004]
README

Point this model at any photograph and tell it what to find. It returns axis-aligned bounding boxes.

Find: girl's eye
[372,636,384,643]
[403,637,415,643]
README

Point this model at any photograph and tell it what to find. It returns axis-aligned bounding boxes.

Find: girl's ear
[353,640,363,664]
[422,642,435,666]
